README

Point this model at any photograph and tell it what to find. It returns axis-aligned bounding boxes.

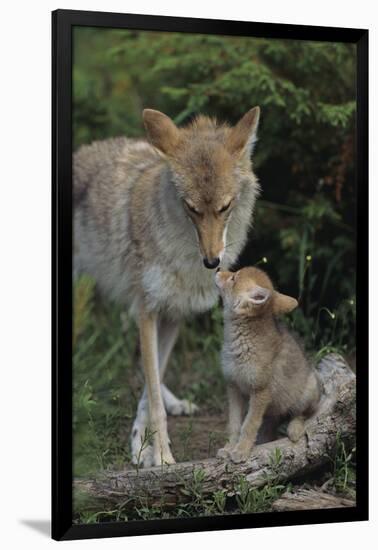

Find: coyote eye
[184,201,201,215]
[218,201,232,213]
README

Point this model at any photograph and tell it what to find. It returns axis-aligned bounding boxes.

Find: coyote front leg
[137,308,175,466]
[131,318,197,466]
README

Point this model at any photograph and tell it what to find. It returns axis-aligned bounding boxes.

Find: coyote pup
[215,267,321,463]
[74,107,261,466]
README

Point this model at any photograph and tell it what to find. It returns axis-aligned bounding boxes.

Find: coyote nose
[203,257,220,269]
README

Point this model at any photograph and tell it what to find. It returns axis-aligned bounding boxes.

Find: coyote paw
[168,398,199,416]
[152,447,176,466]
[162,385,199,416]
[160,453,176,466]
[132,446,176,468]
[131,444,154,469]
[131,390,177,468]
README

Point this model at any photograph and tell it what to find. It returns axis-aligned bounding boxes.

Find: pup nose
[203,257,220,269]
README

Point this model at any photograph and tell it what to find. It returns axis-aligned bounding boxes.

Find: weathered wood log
[272,488,355,512]
[74,354,355,509]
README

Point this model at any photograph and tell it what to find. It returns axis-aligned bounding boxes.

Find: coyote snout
[191,207,228,269]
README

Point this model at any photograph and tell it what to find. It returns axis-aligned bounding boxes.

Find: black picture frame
[52,9,369,541]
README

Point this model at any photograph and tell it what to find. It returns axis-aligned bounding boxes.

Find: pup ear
[248,286,271,305]
[233,286,271,314]
[143,109,181,156]
[273,292,298,315]
[226,106,260,158]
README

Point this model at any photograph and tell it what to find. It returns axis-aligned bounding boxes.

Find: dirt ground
[122,413,228,469]
[168,414,228,462]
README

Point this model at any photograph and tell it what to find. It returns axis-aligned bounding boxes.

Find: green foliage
[252,194,356,355]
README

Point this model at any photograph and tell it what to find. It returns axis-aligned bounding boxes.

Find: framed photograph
[52,9,368,541]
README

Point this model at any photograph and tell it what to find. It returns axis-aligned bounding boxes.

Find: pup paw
[230,446,252,463]
[217,445,233,459]
[287,417,305,442]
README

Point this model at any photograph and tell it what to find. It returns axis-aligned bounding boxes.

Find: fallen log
[271,488,355,512]
[74,354,355,510]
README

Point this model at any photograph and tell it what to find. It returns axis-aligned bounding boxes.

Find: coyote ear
[143,109,181,156]
[226,106,260,158]
[273,291,298,315]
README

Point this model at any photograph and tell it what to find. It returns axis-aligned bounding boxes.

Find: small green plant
[329,433,356,497]
[180,468,208,511]
[177,468,229,517]
[232,449,286,514]
[178,418,194,462]
[213,489,227,514]
[234,474,286,514]
[135,504,164,521]
[269,447,283,473]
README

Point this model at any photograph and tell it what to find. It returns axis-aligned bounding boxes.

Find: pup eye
[218,201,232,213]
[184,201,200,215]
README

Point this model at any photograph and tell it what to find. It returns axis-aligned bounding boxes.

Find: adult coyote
[74,107,261,466]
